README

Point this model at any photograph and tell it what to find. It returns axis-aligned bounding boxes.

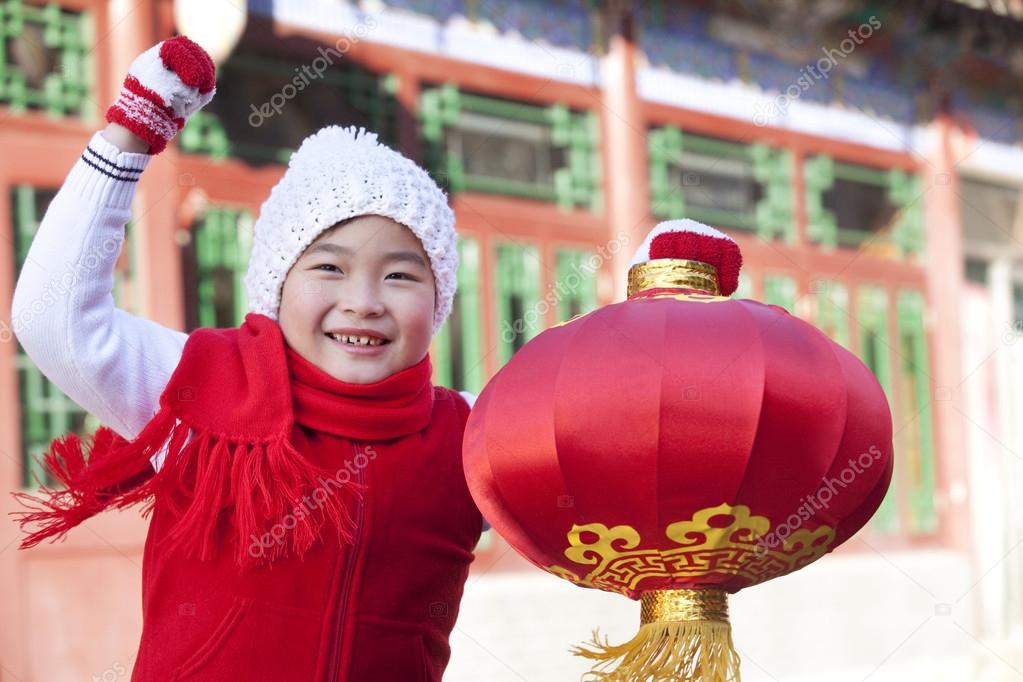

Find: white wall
[447,547,999,681]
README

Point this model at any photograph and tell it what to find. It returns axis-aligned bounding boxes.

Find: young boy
[11,36,483,681]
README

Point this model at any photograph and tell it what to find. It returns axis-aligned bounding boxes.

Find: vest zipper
[326,442,366,682]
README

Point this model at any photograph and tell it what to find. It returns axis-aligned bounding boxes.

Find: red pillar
[396,69,423,163]
[600,2,651,302]
[922,113,970,553]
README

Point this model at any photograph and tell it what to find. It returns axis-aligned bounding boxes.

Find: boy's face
[278,215,435,384]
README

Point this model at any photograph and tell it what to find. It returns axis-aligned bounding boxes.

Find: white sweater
[11,132,484,499]
[11,131,187,442]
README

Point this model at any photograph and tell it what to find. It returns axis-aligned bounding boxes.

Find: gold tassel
[572,589,741,682]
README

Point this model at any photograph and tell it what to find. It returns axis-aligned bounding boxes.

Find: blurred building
[1,0,1022,680]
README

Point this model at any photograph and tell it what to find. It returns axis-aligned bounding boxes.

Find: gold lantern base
[572,589,741,681]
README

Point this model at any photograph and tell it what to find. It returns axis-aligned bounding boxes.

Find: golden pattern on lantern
[544,503,836,595]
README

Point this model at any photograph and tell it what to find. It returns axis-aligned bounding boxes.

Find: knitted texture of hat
[243,126,457,335]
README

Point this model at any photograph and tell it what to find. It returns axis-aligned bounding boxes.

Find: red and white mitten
[105,35,216,155]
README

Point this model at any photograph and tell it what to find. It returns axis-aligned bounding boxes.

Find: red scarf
[287,343,432,439]
[13,313,435,566]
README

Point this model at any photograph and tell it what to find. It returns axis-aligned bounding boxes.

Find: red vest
[130,388,482,681]
[13,316,482,680]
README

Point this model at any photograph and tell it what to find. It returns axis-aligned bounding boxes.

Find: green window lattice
[180,51,399,164]
[649,126,794,242]
[856,285,898,534]
[0,0,93,118]
[804,156,924,258]
[182,207,253,330]
[763,274,797,312]
[494,241,541,364]
[554,248,598,322]
[814,279,850,348]
[897,290,937,534]
[419,83,602,211]
[434,237,484,393]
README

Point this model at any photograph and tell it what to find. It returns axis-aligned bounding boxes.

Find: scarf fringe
[572,621,742,682]
[10,405,364,567]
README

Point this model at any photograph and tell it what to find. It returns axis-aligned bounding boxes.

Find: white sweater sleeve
[10,131,188,443]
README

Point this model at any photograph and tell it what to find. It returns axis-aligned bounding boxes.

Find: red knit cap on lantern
[627,219,742,296]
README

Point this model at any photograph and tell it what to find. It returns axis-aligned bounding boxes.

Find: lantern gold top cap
[626,220,742,298]
[627,258,720,296]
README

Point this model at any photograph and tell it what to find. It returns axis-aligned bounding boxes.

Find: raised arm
[10,36,216,441]
[11,128,187,440]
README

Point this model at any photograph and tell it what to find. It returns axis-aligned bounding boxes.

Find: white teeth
[328,333,385,346]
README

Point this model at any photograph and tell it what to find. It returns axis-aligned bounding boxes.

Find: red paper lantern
[463,220,894,681]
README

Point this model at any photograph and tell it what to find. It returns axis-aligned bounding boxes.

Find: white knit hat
[243,126,457,335]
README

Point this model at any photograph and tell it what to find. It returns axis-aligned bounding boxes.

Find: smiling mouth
[325,333,391,347]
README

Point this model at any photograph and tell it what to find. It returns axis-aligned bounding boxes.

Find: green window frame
[856,285,898,534]
[814,279,850,348]
[11,186,116,486]
[762,274,797,312]
[180,52,399,163]
[554,248,598,322]
[804,156,924,258]
[419,83,602,211]
[896,290,937,534]
[182,207,253,330]
[0,0,94,118]
[494,242,541,364]
[732,272,753,299]
[858,287,937,536]
[648,126,794,242]
[434,238,484,393]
